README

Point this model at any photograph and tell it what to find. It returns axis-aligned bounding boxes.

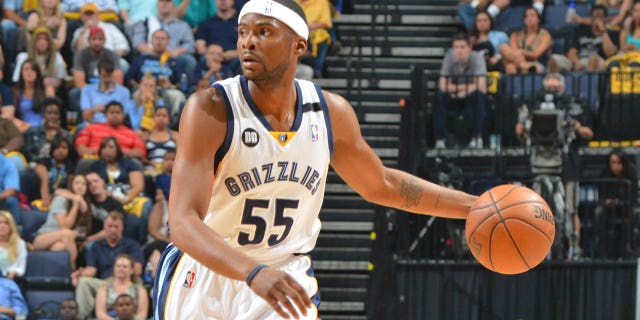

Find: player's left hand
[249,267,313,319]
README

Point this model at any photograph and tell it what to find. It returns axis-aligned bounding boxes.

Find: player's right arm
[168,88,311,319]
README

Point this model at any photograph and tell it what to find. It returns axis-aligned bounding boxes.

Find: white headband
[239,0,309,40]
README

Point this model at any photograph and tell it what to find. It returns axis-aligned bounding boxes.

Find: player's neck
[248,79,298,124]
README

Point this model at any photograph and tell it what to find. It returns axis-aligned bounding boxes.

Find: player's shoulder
[319,88,352,116]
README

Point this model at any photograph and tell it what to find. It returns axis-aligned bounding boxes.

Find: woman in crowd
[32,174,92,270]
[593,148,637,259]
[620,1,640,52]
[94,253,148,320]
[22,97,70,164]
[501,7,552,74]
[0,211,27,280]
[142,105,178,171]
[27,136,75,210]
[5,59,48,132]
[91,137,151,242]
[13,27,67,96]
[470,10,509,71]
[26,0,67,50]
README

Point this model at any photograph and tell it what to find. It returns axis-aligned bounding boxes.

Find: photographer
[515,73,594,260]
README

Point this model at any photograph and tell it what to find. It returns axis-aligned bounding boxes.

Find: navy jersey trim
[153,244,184,320]
[314,83,334,158]
[240,75,303,132]
[212,83,234,173]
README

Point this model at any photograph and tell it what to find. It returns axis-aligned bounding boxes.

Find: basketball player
[153,0,478,318]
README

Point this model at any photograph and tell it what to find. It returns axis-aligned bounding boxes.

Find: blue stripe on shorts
[153,244,183,320]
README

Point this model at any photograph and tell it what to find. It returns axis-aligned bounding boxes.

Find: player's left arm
[326,91,477,219]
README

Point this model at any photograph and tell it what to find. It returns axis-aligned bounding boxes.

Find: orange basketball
[465,184,555,275]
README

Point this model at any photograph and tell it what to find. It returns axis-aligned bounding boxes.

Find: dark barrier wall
[393,260,636,320]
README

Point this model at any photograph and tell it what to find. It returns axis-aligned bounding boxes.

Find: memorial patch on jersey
[242,128,259,147]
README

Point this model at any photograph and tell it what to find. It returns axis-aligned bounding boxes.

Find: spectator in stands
[0,158,22,225]
[548,5,618,73]
[32,174,92,270]
[62,0,121,23]
[147,149,174,242]
[84,172,126,242]
[71,25,124,123]
[142,240,168,283]
[71,210,144,320]
[0,269,29,320]
[126,29,186,118]
[0,119,25,175]
[574,0,632,30]
[132,0,197,80]
[6,59,48,133]
[2,0,29,69]
[74,101,146,163]
[28,137,76,210]
[71,3,130,69]
[81,58,132,124]
[0,211,27,279]
[129,74,159,134]
[111,293,139,320]
[22,97,70,165]
[434,32,487,149]
[593,148,637,259]
[174,0,218,29]
[620,1,640,53]
[94,254,148,320]
[501,7,552,74]
[58,298,79,320]
[515,73,594,260]
[195,0,238,72]
[118,0,158,37]
[470,10,509,72]
[143,106,178,169]
[297,0,333,78]
[90,137,151,242]
[26,0,68,50]
[12,27,67,96]
[191,44,232,88]
[457,0,509,31]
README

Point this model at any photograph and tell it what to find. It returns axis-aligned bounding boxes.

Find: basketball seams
[469,185,520,211]
[502,218,554,242]
[488,188,532,272]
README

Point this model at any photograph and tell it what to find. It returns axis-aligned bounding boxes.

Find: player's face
[237,14,302,82]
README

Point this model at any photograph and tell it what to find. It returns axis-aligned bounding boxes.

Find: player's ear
[294,38,307,56]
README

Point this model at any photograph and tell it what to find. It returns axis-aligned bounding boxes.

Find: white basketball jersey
[206,75,333,265]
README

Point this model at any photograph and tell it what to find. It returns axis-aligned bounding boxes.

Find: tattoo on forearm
[399,178,422,208]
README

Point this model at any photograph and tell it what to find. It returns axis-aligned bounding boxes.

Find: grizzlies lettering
[225,161,323,196]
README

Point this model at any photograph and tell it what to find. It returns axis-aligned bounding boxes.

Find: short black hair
[104,100,124,113]
[272,0,307,25]
[591,4,608,17]
[98,57,115,74]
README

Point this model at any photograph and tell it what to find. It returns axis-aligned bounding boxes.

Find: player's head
[237,0,308,82]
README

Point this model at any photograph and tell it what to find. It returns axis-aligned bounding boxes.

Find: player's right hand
[249,267,313,319]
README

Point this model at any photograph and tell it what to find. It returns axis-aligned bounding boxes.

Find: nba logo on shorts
[310,123,319,142]
[183,271,196,288]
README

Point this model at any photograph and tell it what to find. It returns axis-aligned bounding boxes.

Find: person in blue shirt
[0,270,28,320]
[81,58,132,124]
[0,154,20,224]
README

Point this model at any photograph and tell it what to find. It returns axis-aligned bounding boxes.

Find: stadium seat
[565,72,601,113]
[25,289,75,320]
[494,6,526,32]
[543,5,569,30]
[24,251,72,290]
[502,74,545,99]
[20,210,47,243]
